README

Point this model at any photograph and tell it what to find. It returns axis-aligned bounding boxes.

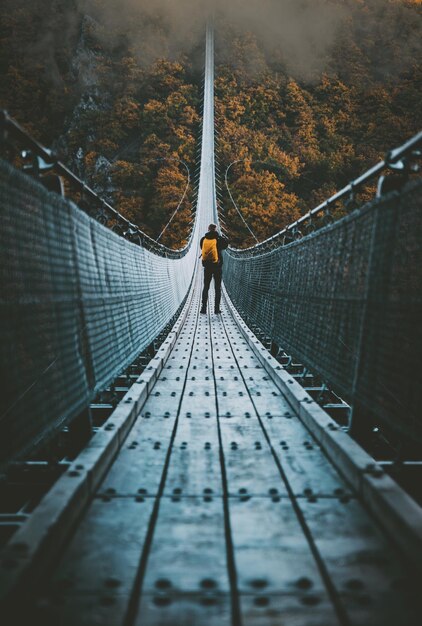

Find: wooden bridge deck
[27,276,419,626]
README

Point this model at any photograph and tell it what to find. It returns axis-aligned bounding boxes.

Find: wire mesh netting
[224,179,422,442]
[0,24,217,469]
[0,159,199,467]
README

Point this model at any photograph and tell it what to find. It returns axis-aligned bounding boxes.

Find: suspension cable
[151,157,191,242]
[225,159,259,243]
[227,131,422,254]
[0,110,191,257]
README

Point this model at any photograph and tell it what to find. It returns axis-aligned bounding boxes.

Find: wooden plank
[228,496,339,625]
[191,352,214,362]
[211,326,262,374]
[212,354,237,365]
[237,594,338,626]
[145,389,187,407]
[32,497,155,626]
[150,378,187,392]
[249,387,293,416]
[163,360,190,372]
[214,371,270,388]
[212,345,232,358]
[156,371,187,381]
[164,419,223,496]
[168,361,213,377]
[230,494,314,589]
[192,343,213,356]
[214,359,262,371]
[49,497,154,594]
[137,496,231,626]
[140,399,180,419]
[297,497,421,625]
[179,381,217,418]
[231,349,262,369]
[98,418,174,496]
[32,593,131,626]
[215,378,257,417]
[241,373,282,394]
[265,418,353,498]
[220,421,288,497]
[136,595,231,626]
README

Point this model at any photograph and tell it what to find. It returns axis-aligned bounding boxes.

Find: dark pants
[202,264,222,310]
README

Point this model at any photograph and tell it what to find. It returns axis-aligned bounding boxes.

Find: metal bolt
[155,578,171,589]
[250,578,268,589]
[296,577,313,590]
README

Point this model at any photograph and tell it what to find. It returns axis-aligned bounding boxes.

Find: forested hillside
[0,0,202,247]
[1,0,421,247]
[215,0,422,245]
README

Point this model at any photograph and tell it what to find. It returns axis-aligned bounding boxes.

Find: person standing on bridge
[200,223,228,315]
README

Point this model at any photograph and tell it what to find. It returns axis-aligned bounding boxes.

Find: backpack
[202,237,218,264]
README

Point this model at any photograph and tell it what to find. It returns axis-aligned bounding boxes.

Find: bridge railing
[0,110,192,258]
[224,140,422,443]
[0,121,199,470]
[0,21,219,471]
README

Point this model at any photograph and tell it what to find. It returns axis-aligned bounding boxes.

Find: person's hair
[208,223,217,231]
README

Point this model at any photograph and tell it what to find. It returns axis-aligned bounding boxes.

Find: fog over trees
[1,0,421,246]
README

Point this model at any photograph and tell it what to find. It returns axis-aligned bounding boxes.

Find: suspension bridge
[0,25,422,626]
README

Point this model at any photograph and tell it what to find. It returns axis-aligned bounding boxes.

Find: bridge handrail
[0,24,218,470]
[223,176,422,442]
[227,130,422,256]
[0,110,193,259]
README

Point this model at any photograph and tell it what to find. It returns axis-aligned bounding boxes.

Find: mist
[77,0,349,80]
[215,0,348,80]
[76,0,421,82]
[2,0,420,89]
